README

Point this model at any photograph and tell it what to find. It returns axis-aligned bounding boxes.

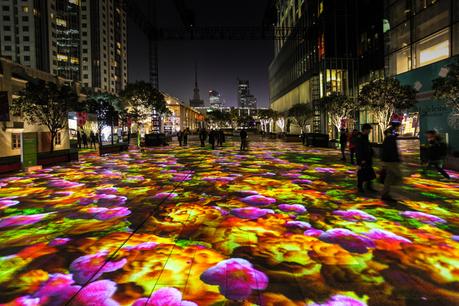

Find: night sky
[127,0,273,107]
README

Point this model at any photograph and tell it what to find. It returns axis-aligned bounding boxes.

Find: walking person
[218,129,225,147]
[208,130,216,150]
[183,128,189,146]
[199,128,208,147]
[240,129,248,151]
[77,130,81,149]
[90,131,96,149]
[356,124,376,193]
[423,130,450,179]
[339,128,348,161]
[82,131,88,149]
[348,129,359,165]
[381,122,403,202]
[177,130,183,147]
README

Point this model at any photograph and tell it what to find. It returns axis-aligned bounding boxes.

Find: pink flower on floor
[48,180,84,189]
[123,242,158,251]
[87,207,131,220]
[230,207,274,220]
[132,287,197,306]
[0,213,51,228]
[201,258,268,301]
[35,273,77,297]
[203,176,236,182]
[278,204,307,214]
[0,199,20,209]
[72,280,120,306]
[285,221,311,230]
[5,296,41,306]
[365,229,411,243]
[319,229,375,254]
[70,251,127,284]
[400,211,446,225]
[97,194,127,206]
[333,210,377,222]
[304,229,324,237]
[292,179,313,184]
[49,238,71,246]
[153,192,178,200]
[310,294,367,306]
[212,206,229,216]
[241,195,276,206]
[96,187,118,194]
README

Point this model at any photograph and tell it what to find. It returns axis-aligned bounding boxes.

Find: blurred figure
[218,129,226,147]
[240,129,248,151]
[381,122,403,202]
[77,130,81,149]
[424,130,450,179]
[183,128,190,146]
[348,129,359,165]
[82,131,88,149]
[90,131,96,149]
[209,130,216,150]
[177,130,183,146]
[356,124,376,193]
[199,128,208,147]
[339,128,348,161]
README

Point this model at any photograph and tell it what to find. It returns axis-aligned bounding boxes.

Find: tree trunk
[50,132,55,153]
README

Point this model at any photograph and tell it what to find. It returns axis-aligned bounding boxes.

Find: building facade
[269,0,384,134]
[237,79,257,109]
[384,0,459,153]
[0,0,128,94]
[209,90,223,109]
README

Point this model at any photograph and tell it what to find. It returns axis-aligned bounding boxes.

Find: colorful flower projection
[0,142,458,306]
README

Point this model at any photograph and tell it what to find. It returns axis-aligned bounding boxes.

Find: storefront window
[11,133,21,150]
[414,0,449,40]
[388,47,411,75]
[385,22,410,53]
[414,29,450,68]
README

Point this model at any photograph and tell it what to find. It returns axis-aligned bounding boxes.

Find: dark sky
[127,0,273,107]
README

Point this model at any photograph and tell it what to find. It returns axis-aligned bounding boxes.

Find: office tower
[209,90,223,109]
[0,0,128,93]
[237,79,257,109]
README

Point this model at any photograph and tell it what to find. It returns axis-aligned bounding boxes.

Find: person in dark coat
[339,128,348,161]
[90,131,96,149]
[183,128,189,146]
[381,122,403,202]
[77,130,81,149]
[424,130,450,178]
[199,128,208,147]
[356,124,376,193]
[240,129,248,151]
[177,130,183,146]
[208,130,216,150]
[217,129,225,147]
[81,132,88,149]
[348,129,359,165]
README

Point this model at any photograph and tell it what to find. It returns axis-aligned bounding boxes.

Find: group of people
[340,123,450,202]
[176,128,190,147]
[176,127,249,151]
[76,130,98,149]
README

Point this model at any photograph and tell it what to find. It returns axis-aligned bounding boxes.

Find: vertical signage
[21,132,38,168]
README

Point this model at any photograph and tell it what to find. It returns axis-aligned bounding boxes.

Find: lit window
[56,18,67,27]
[415,29,450,68]
[57,54,68,61]
[12,133,21,150]
[55,132,61,145]
[22,6,29,13]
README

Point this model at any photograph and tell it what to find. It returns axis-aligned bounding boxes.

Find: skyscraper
[0,0,128,93]
[237,79,257,109]
[209,90,222,109]
[189,64,204,107]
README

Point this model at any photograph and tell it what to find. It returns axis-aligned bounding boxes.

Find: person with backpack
[423,130,450,179]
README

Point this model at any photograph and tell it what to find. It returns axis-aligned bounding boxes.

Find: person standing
[199,128,208,147]
[218,129,225,147]
[89,131,96,149]
[348,129,359,165]
[77,130,81,149]
[208,130,216,150]
[381,122,403,202]
[240,129,248,151]
[423,130,450,179]
[177,130,183,147]
[82,131,88,149]
[339,128,348,161]
[356,124,376,193]
[183,128,189,146]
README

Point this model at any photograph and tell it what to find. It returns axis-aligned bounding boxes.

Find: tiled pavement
[0,141,458,306]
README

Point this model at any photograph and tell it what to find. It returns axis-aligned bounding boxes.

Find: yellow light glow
[419,40,449,66]
[57,54,68,62]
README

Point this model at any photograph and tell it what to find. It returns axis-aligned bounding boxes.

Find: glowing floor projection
[0,142,458,306]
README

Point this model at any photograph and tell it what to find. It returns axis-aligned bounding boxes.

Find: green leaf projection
[0,142,457,305]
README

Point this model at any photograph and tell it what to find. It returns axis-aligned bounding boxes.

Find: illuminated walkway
[0,142,458,305]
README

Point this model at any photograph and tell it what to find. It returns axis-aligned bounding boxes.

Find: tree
[276,113,287,133]
[258,109,278,133]
[433,60,459,112]
[319,94,356,133]
[121,81,168,145]
[287,103,314,133]
[359,78,417,135]
[86,93,123,145]
[206,109,231,128]
[11,80,78,152]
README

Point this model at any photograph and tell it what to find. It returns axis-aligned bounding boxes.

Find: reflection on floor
[0,142,458,306]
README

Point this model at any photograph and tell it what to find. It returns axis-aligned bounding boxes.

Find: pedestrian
[240,129,248,151]
[380,122,403,202]
[90,131,96,149]
[82,131,88,149]
[77,130,81,149]
[95,133,100,145]
[183,128,189,146]
[356,124,376,193]
[218,129,225,147]
[339,128,348,161]
[209,130,216,150]
[199,128,208,147]
[348,129,359,165]
[300,132,306,145]
[423,130,450,179]
[177,130,183,147]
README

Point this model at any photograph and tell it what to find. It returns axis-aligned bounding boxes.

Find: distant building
[209,90,223,109]
[189,65,204,107]
[0,0,128,94]
[237,79,257,109]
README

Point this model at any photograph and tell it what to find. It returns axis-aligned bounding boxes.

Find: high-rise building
[209,90,223,109]
[269,0,384,133]
[0,0,128,93]
[237,79,257,109]
[189,65,204,107]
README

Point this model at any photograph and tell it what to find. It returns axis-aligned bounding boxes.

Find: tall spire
[194,61,198,88]
[190,61,204,107]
